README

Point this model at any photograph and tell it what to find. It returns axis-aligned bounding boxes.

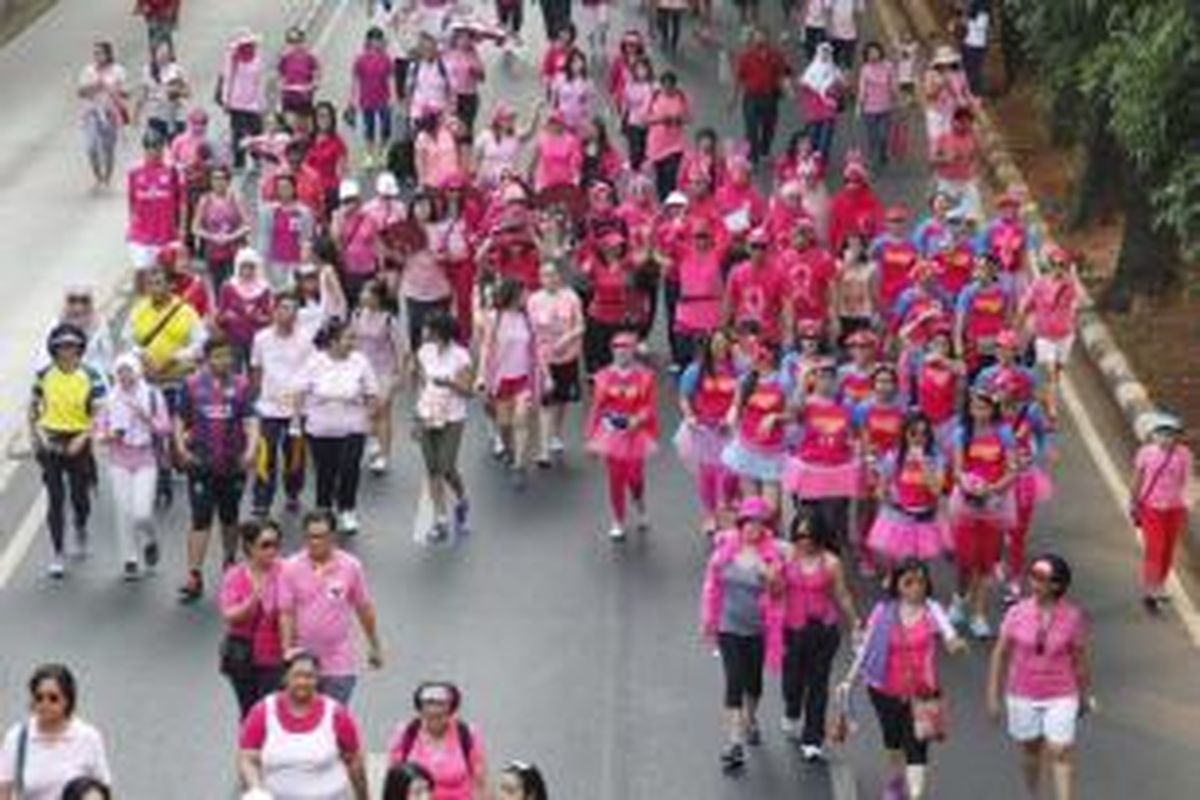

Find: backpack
[393,718,474,767]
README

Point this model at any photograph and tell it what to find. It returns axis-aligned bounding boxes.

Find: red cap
[795,319,824,339]
[612,331,639,349]
[996,329,1020,350]
[846,330,878,347]
[748,227,770,246]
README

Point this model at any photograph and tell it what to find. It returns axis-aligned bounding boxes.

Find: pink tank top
[783,555,839,628]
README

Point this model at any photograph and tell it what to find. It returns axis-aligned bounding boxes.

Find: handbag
[1130,443,1176,527]
[900,611,948,742]
[219,583,262,677]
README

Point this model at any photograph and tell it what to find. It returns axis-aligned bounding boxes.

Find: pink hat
[748,227,770,246]
[492,103,516,124]
[736,495,772,522]
[996,329,1020,350]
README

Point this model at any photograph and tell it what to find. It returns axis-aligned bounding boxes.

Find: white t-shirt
[828,0,864,40]
[252,325,316,419]
[417,342,472,425]
[965,12,990,48]
[0,718,111,800]
[803,0,831,28]
[78,62,127,122]
[299,350,380,437]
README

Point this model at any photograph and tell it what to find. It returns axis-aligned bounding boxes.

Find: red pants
[953,515,1004,578]
[697,463,738,515]
[1142,506,1187,590]
[446,259,475,345]
[606,456,645,523]
[1008,481,1037,581]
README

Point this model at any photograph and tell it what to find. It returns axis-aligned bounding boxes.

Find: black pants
[455,92,480,135]
[663,280,685,366]
[868,687,929,765]
[963,45,987,96]
[227,663,284,719]
[830,37,856,69]
[228,110,264,170]
[38,445,94,556]
[654,152,683,202]
[624,124,648,172]
[743,92,780,164]
[783,623,841,745]
[717,632,765,708]
[307,434,366,513]
[497,0,524,33]
[798,497,850,551]
[656,9,683,52]
[252,418,306,515]
[584,319,623,375]
[803,26,826,61]
[539,0,573,40]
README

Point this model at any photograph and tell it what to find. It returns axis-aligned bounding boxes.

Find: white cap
[338,178,361,202]
[664,191,689,207]
[234,246,263,267]
[375,171,400,198]
[1137,411,1184,441]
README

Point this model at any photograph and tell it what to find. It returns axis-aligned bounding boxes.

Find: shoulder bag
[900,611,947,742]
[1130,443,1177,528]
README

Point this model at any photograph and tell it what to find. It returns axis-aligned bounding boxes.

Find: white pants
[110,463,157,566]
[1035,335,1074,367]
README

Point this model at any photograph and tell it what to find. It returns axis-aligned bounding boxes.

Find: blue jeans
[361,106,393,145]
[863,111,892,167]
[808,119,836,165]
[319,675,357,705]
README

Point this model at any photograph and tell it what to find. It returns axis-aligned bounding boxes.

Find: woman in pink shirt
[331,179,380,303]
[277,26,321,115]
[856,41,897,169]
[401,191,454,352]
[218,520,285,718]
[192,164,250,291]
[415,111,466,189]
[620,56,655,172]
[258,172,315,289]
[838,559,965,800]
[445,28,486,133]
[386,683,488,800]
[349,26,394,168]
[474,103,538,189]
[1018,244,1078,422]
[551,50,596,133]
[530,110,582,191]
[479,278,541,489]
[1131,413,1193,611]
[304,102,350,216]
[646,71,690,200]
[218,29,267,171]
[526,263,584,466]
[217,248,273,368]
[988,554,1092,800]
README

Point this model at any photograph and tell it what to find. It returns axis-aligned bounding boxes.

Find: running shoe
[780,717,802,742]
[46,558,65,580]
[177,571,203,603]
[338,510,361,536]
[143,540,160,570]
[1143,595,1163,615]
[548,436,566,454]
[720,743,746,773]
[745,722,762,746]
[535,454,553,469]
[368,454,388,475]
[491,435,507,459]
[122,561,141,582]
[969,617,994,639]
[428,522,450,544]
[948,595,967,628]
[800,744,826,763]
[608,524,627,542]
[453,499,470,537]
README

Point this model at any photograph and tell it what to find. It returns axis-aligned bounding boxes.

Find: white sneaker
[635,506,650,532]
[608,524,626,542]
[368,454,388,475]
[780,717,802,741]
[365,438,382,461]
[948,595,967,627]
[800,744,826,763]
[969,616,993,639]
[47,558,65,579]
[338,510,360,535]
[548,436,566,454]
[491,434,506,458]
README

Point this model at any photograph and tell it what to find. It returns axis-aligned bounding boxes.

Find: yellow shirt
[33,364,106,433]
[128,297,201,381]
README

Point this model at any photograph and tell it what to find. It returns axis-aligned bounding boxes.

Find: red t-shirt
[727,259,789,342]
[736,46,789,95]
[933,130,977,182]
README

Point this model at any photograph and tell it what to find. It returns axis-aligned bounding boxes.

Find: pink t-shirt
[1134,443,1193,510]
[858,61,895,114]
[416,129,461,189]
[386,722,485,800]
[1000,598,1086,700]
[487,311,534,384]
[443,47,482,95]
[782,555,839,628]
[278,48,319,100]
[552,76,594,132]
[675,247,724,333]
[353,49,393,109]
[534,130,582,191]
[1021,275,1078,341]
[299,351,380,437]
[622,80,654,127]
[278,550,371,677]
[647,91,690,162]
[334,207,379,275]
[527,288,584,364]
[219,562,284,666]
[239,694,360,752]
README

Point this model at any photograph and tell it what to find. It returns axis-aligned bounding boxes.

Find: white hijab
[801,43,841,97]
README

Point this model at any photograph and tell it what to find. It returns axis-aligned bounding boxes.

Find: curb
[883,0,1200,556]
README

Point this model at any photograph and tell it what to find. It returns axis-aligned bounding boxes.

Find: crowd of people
[5,0,1195,798]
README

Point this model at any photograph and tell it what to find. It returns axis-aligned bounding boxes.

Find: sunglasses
[34,691,63,705]
[67,295,92,304]
[899,574,925,588]
[258,538,280,550]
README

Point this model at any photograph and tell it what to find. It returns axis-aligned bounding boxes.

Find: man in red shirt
[732,29,791,167]
[779,218,837,336]
[134,0,181,59]
[932,105,982,220]
[723,227,792,345]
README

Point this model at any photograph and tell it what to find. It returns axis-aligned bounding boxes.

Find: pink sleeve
[332,704,362,754]
[239,701,269,750]
[218,567,248,617]
[276,562,297,613]
[348,559,371,609]
[467,725,487,778]
[699,554,724,632]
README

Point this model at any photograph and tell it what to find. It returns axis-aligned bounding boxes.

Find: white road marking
[0,496,45,588]
[1060,372,1200,647]
[367,752,389,793]
[830,753,860,800]
[410,479,434,544]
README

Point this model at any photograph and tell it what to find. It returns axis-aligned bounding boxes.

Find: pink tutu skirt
[947,486,1017,528]
[868,506,949,561]
[673,422,729,474]
[1014,468,1053,508]
[586,429,658,461]
[782,456,864,499]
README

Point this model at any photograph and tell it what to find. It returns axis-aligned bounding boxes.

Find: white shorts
[1006,695,1079,745]
[1035,336,1074,367]
[127,242,162,270]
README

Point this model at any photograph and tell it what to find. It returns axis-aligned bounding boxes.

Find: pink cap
[736,495,772,522]
[612,331,639,349]
[996,329,1020,350]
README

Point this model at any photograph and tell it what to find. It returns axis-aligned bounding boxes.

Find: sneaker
[453,499,470,537]
[948,595,967,628]
[969,617,993,639]
[122,561,141,582]
[780,717,802,742]
[368,454,388,475]
[800,744,826,763]
[548,436,566,454]
[365,438,382,461]
[143,540,160,570]
[535,454,553,469]
[338,510,360,536]
[177,571,203,603]
[491,435,507,459]
[745,722,762,746]
[720,743,746,773]
[510,467,528,492]
[1143,595,1163,615]
[608,524,627,542]
[46,558,65,580]
[428,522,450,544]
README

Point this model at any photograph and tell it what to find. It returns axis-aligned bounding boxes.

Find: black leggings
[868,687,929,765]
[717,632,765,709]
[653,152,683,202]
[307,434,365,513]
[584,319,623,375]
[38,446,94,556]
[227,110,264,170]
[623,124,648,172]
[782,623,840,745]
[252,417,306,514]
[656,9,683,52]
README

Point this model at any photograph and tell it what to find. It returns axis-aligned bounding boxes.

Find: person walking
[97,354,171,580]
[216,248,274,368]
[29,325,106,579]
[676,331,739,535]
[279,511,384,704]
[646,72,691,200]
[987,554,1093,800]
[527,263,584,467]
[385,683,490,800]
[126,131,183,270]
[0,664,111,800]
[176,335,259,602]
[733,29,790,167]
[134,41,189,144]
[219,520,286,719]
[259,173,317,290]
[350,26,396,169]
[77,41,129,190]
[1130,412,1193,612]
[796,42,844,165]
[193,165,252,292]
[134,0,180,58]
[838,560,966,799]
[352,279,406,475]
[856,42,897,170]
[238,650,369,800]
[700,496,785,773]
[217,29,268,171]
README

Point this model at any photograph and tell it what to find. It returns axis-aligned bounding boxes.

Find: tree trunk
[1100,162,1182,312]
[1067,113,1120,229]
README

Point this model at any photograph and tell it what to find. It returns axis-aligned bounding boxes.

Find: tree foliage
[1007,0,1200,268]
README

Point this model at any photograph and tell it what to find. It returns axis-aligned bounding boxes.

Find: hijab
[801,43,841,97]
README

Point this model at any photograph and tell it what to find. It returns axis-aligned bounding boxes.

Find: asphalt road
[0,2,1198,799]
